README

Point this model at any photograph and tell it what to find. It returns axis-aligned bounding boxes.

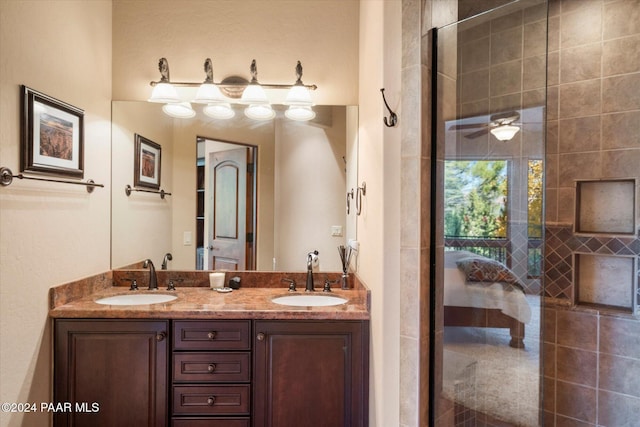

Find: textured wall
[0,1,112,426]
[112,0,360,105]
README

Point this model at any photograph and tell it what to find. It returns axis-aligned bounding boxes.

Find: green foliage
[444,160,508,238]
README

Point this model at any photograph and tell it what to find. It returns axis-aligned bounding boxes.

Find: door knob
[257,332,265,341]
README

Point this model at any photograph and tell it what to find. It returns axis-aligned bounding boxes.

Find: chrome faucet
[305,250,319,292]
[143,259,158,290]
[161,253,172,270]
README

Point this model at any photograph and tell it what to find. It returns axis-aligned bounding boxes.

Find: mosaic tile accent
[545,226,640,308]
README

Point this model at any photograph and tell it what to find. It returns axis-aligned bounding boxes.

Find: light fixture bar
[149,80,317,90]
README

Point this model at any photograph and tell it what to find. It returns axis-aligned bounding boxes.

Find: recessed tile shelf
[575,179,637,235]
[574,253,638,313]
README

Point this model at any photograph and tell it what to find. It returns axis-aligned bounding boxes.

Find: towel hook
[380,88,397,128]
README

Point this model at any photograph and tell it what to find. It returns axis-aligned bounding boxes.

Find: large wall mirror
[111,102,358,272]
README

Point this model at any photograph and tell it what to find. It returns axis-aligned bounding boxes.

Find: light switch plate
[331,225,343,237]
[183,231,192,246]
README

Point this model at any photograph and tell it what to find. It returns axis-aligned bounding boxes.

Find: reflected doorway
[197,138,257,270]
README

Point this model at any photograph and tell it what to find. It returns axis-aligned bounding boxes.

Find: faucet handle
[282,278,297,292]
[167,280,176,291]
[129,279,139,291]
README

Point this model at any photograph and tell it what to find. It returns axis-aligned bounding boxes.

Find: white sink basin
[95,294,177,306]
[272,294,348,307]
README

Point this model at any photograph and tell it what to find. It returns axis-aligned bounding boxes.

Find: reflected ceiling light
[148,58,180,103]
[203,103,235,119]
[148,57,317,120]
[490,125,520,141]
[285,106,316,121]
[244,104,276,121]
[162,102,196,118]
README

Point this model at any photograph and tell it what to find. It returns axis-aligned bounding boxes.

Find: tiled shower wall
[543,0,640,425]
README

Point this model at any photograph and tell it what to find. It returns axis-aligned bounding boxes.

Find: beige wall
[0,1,410,426]
[111,102,174,268]
[0,1,112,426]
[359,1,402,426]
[112,0,360,105]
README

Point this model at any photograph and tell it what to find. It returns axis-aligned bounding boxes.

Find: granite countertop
[49,272,370,320]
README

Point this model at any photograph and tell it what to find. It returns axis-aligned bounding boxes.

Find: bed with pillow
[444,250,532,348]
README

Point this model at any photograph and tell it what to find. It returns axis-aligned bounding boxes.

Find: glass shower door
[431,1,547,425]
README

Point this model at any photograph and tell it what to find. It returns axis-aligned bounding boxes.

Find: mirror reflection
[112,102,358,271]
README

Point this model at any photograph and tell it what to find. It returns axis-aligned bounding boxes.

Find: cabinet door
[253,321,369,427]
[54,319,169,427]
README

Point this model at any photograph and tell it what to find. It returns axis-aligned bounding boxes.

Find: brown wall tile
[603,74,640,113]
[524,55,547,90]
[603,0,640,40]
[559,80,601,119]
[601,149,640,178]
[558,116,601,153]
[556,310,598,350]
[556,380,597,423]
[600,316,640,358]
[560,2,602,48]
[490,61,522,96]
[602,111,640,150]
[598,390,640,427]
[491,26,523,63]
[602,34,640,76]
[555,414,595,427]
[557,346,598,387]
[560,43,602,84]
[558,152,601,186]
[599,353,640,397]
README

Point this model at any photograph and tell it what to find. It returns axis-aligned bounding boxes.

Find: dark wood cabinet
[172,320,251,425]
[54,319,169,427]
[54,318,369,427]
[253,320,369,427]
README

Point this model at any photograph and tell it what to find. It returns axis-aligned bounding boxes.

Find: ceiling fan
[449,111,521,141]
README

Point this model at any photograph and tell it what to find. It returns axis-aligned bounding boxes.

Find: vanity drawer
[173,352,250,382]
[173,320,251,351]
[172,385,250,415]
[172,418,249,427]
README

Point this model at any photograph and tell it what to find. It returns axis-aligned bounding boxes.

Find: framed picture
[134,134,161,190]
[21,85,84,178]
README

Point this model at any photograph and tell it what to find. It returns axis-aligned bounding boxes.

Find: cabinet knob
[207,396,215,406]
[207,364,216,373]
[207,331,217,340]
[257,332,265,341]
[156,331,167,342]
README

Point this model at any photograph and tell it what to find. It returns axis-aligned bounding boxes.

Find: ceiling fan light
[490,125,520,141]
[162,102,196,118]
[148,82,179,103]
[203,103,235,119]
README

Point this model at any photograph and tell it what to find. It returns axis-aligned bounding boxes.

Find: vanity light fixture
[148,57,317,121]
[241,60,276,120]
[490,124,520,141]
[284,61,316,121]
[148,58,180,103]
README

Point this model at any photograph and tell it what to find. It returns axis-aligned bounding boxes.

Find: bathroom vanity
[50,276,370,427]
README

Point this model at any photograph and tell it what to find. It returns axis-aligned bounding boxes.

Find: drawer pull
[207,396,215,406]
[207,364,216,373]
[207,331,217,340]
[156,331,167,342]
[257,332,265,341]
